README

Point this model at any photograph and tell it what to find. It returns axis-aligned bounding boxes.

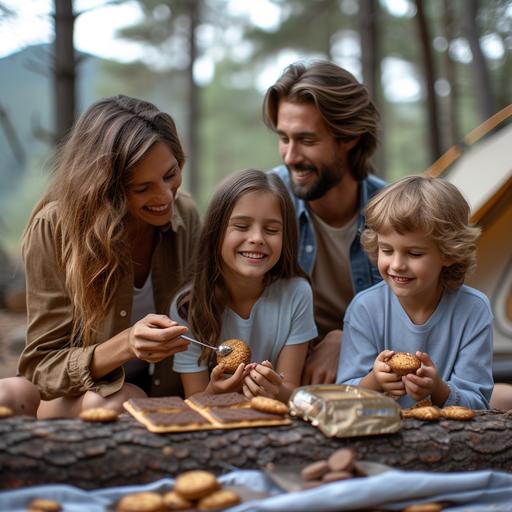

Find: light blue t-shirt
[172,277,318,373]
[336,281,494,409]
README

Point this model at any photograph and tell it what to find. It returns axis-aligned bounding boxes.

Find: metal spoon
[180,334,233,356]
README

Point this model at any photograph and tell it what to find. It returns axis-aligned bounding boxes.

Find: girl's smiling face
[377,228,450,313]
[221,190,283,286]
[125,141,181,228]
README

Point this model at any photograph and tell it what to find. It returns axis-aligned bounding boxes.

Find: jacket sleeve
[18,212,123,400]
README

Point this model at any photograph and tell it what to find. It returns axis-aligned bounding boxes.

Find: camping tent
[426,105,512,376]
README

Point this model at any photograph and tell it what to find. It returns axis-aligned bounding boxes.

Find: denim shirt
[271,165,385,294]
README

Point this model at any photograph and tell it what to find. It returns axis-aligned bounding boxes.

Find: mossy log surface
[1,409,511,490]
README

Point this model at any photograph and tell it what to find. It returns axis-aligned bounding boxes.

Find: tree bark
[185,0,200,199]
[414,0,442,162]
[54,0,76,144]
[359,0,385,179]
[1,410,511,490]
[462,0,494,122]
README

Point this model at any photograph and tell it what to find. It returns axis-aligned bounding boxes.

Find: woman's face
[125,141,182,228]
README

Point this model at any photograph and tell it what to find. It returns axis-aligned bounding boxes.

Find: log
[1,409,511,490]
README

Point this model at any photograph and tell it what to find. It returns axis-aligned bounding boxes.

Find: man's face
[276,100,352,200]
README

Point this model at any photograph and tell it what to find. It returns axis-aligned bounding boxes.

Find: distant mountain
[0,43,105,193]
[0,43,190,197]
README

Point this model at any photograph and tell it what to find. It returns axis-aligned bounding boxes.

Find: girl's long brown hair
[177,169,306,363]
[22,95,185,347]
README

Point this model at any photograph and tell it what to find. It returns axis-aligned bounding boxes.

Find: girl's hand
[403,351,438,401]
[374,350,406,397]
[242,360,283,399]
[206,363,246,394]
[128,314,189,363]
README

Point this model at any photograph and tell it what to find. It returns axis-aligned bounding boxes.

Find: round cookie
[116,492,164,512]
[403,503,444,512]
[162,491,193,510]
[322,470,353,483]
[250,396,289,415]
[387,352,421,376]
[0,406,14,418]
[405,406,441,421]
[301,460,330,481]
[197,489,241,510]
[216,339,251,373]
[27,499,62,512]
[79,407,119,423]
[327,448,356,472]
[173,470,220,500]
[441,405,475,421]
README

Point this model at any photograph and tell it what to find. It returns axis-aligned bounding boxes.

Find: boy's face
[377,228,450,309]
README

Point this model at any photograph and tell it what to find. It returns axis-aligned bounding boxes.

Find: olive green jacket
[18,193,200,400]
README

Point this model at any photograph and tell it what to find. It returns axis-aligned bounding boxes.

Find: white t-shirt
[172,277,318,373]
[124,273,155,381]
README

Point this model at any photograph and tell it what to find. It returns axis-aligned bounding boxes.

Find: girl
[336,175,493,409]
[0,95,199,417]
[172,169,317,402]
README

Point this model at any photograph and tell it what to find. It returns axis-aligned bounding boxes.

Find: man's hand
[301,330,341,385]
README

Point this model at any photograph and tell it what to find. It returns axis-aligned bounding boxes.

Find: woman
[0,95,199,418]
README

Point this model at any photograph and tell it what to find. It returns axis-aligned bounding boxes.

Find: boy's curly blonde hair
[361,175,481,290]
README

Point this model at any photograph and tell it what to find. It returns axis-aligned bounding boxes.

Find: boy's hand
[373,350,406,397]
[206,363,246,394]
[403,351,438,401]
[242,360,283,399]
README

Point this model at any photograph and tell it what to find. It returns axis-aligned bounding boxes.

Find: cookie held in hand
[387,352,421,376]
[216,338,251,373]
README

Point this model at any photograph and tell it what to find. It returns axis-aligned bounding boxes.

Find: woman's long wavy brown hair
[177,169,306,364]
[22,95,185,347]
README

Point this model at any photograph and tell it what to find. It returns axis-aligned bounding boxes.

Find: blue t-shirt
[172,277,318,373]
[336,281,493,409]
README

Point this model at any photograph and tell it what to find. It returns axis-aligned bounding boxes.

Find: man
[263,60,385,384]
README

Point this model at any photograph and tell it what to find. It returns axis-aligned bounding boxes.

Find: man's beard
[288,160,344,201]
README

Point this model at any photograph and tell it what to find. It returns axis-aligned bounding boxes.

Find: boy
[336,175,493,409]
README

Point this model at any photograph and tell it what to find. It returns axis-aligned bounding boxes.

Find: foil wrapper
[289,384,401,438]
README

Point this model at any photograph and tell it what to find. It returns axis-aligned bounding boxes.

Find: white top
[172,277,318,373]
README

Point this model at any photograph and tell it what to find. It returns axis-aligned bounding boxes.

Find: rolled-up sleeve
[18,206,124,400]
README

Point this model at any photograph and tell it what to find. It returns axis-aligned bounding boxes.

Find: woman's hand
[205,363,247,394]
[242,360,283,399]
[373,350,406,397]
[128,314,189,363]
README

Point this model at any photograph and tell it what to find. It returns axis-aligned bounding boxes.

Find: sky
[1,0,509,101]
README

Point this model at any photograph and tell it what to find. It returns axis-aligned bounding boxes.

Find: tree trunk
[185,0,200,199]
[442,0,458,148]
[359,0,385,179]
[1,410,511,490]
[54,0,76,144]
[463,0,494,122]
[414,0,442,162]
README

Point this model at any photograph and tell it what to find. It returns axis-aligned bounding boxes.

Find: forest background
[0,0,510,260]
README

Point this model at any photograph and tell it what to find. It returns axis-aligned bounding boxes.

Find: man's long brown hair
[22,95,185,347]
[263,60,380,181]
[177,169,306,363]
